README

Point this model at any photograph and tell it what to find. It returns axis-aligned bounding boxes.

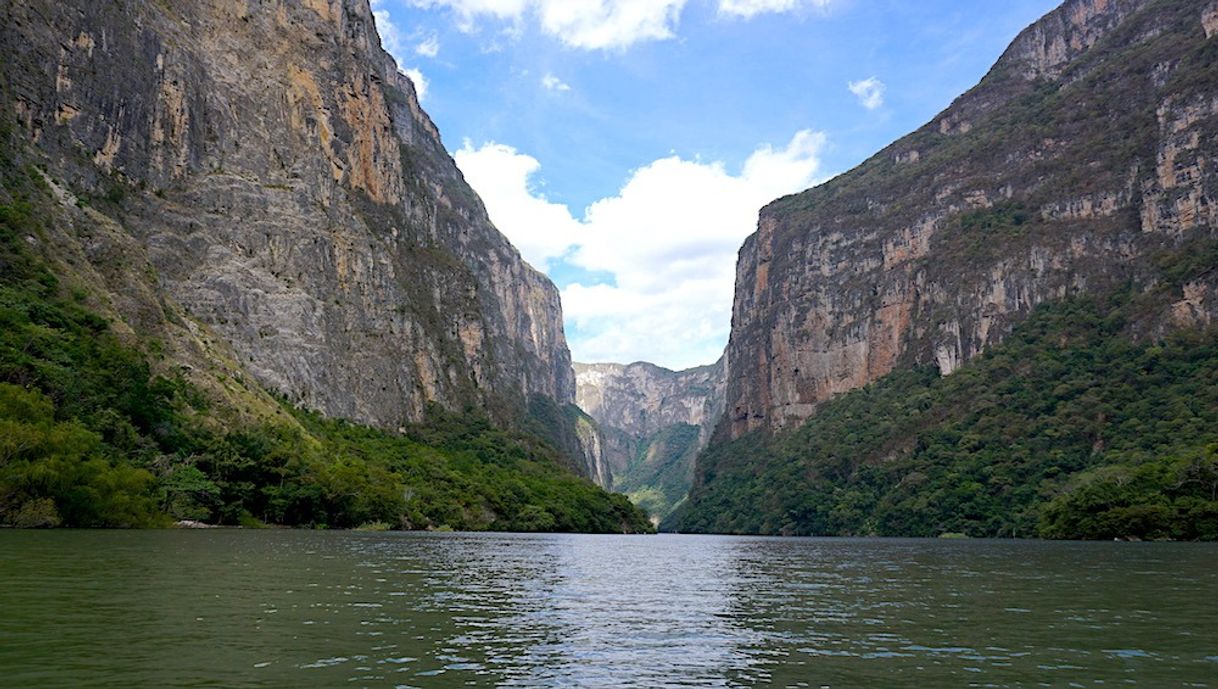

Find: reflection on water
[1,531,1216,687]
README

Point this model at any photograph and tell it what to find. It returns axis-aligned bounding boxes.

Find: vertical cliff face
[1,0,575,430]
[725,0,1218,439]
[574,358,726,517]
[576,359,726,449]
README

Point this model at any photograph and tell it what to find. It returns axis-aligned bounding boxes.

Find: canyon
[3,0,1215,538]
[573,358,725,518]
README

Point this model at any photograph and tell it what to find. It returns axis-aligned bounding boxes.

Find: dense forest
[667,294,1218,541]
[0,151,651,533]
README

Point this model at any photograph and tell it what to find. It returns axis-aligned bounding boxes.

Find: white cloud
[541,73,571,91]
[399,0,837,49]
[402,67,430,100]
[536,0,687,50]
[406,0,687,50]
[415,34,441,57]
[717,0,832,19]
[409,0,530,25]
[371,1,410,64]
[371,2,431,100]
[455,131,828,369]
[455,141,583,268]
[848,76,885,110]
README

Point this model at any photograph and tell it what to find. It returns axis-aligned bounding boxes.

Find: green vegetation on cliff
[667,295,1218,540]
[615,424,700,520]
[665,0,1218,541]
[0,153,650,533]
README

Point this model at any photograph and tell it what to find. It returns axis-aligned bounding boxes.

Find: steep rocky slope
[574,359,725,518]
[670,297,1218,538]
[673,0,1218,537]
[1,0,574,434]
[0,0,653,530]
[724,0,1218,439]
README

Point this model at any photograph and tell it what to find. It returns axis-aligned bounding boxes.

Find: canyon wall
[574,359,725,517]
[724,0,1218,439]
[1,0,577,435]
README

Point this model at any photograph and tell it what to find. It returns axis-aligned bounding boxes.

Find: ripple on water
[1103,649,1155,659]
[1,532,1216,688]
[299,656,350,669]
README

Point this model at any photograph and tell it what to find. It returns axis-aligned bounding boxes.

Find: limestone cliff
[725,0,1218,439]
[1,0,576,434]
[574,358,725,517]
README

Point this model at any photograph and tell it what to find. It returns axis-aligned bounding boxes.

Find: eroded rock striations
[725,0,1218,439]
[1,0,576,435]
[574,359,725,517]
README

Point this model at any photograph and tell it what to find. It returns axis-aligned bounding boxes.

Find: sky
[369,0,1062,370]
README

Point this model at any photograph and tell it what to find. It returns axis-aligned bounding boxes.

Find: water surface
[1,531,1215,687]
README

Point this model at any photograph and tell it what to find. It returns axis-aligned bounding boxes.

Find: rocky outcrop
[725,0,1218,439]
[574,358,725,516]
[1,0,575,431]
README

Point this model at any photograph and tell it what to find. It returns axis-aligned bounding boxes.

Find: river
[1,531,1215,687]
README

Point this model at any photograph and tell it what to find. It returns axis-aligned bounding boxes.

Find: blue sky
[369,0,1062,370]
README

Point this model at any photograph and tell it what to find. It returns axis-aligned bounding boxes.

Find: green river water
[1,530,1215,687]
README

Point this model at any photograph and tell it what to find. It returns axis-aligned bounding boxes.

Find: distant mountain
[670,0,1218,539]
[574,359,725,519]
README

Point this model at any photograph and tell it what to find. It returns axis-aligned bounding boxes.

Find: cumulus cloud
[535,0,687,50]
[455,131,828,369]
[415,33,440,57]
[398,0,837,48]
[454,141,583,268]
[401,68,430,100]
[541,73,571,91]
[371,2,431,100]
[717,0,832,19]
[409,0,530,25]
[848,76,885,110]
[406,0,687,50]
[371,0,410,62]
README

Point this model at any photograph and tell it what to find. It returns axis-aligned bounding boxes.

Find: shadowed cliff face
[0,0,574,430]
[725,0,1218,439]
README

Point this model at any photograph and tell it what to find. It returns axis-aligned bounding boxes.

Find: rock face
[1,0,576,431]
[725,0,1218,440]
[576,359,726,451]
[574,359,725,517]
